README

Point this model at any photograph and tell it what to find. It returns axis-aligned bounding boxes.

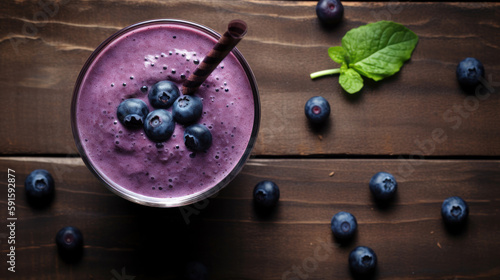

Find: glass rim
[71,19,260,207]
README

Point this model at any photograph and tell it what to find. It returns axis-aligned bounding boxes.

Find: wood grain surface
[1,1,499,156]
[1,157,499,279]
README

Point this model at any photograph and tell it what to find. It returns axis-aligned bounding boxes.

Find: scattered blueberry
[148,80,180,109]
[55,226,83,261]
[184,124,212,152]
[305,96,330,124]
[456,57,485,89]
[369,172,397,201]
[25,169,55,206]
[331,211,357,241]
[316,0,344,26]
[253,180,280,208]
[184,261,208,280]
[172,95,203,124]
[116,99,149,128]
[349,246,377,276]
[441,196,469,226]
[144,109,175,142]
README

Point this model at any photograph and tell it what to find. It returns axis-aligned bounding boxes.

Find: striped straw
[182,19,248,95]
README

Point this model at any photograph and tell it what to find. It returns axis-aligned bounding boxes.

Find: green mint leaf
[342,21,418,81]
[339,67,364,94]
[310,21,418,94]
[328,46,347,64]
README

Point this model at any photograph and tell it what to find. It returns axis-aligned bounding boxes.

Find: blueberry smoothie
[72,20,259,207]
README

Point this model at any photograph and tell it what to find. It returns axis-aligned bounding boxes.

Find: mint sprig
[310,21,419,94]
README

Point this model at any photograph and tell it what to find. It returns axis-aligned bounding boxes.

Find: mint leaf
[343,21,418,81]
[339,67,364,94]
[328,46,347,64]
[310,20,419,94]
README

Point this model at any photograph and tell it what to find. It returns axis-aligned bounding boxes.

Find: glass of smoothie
[71,19,260,207]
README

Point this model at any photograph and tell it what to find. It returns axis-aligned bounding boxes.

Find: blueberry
[144,109,175,142]
[349,246,377,276]
[184,124,212,152]
[456,57,484,89]
[369,172,397,201]
[25,169,55,206]
[253,180,280,208]
[55,226,83,261]
[116,98,149,128]
[316,0,344,26]
[305,96,330,124]
[331,211,357,241]
[149,80,180,108]
[441,196,469,226]
[172,95,203,124]
[184,261,208,280]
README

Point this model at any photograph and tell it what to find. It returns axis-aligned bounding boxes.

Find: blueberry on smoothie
[116,98,149,128]
[25,169,55,206]
[331,211,357,241]
[184,124,212,152]
[316,0,344,26]
[369,172,397,202]
[144,109,175,142]
[55,226,83,262]
[349,246,377,277]
[441,196,469,226]
[149,80,180,109]
[456,57,484,89]
[172,95,203,124]
[305,96,330,124]
[253,180,280,208]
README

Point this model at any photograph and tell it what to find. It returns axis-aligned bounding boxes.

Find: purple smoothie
[72,20,259,206]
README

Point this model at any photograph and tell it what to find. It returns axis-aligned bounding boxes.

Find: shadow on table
[252,201,281,221]
[307,117,333,136]
[370,191,400,213]
[126,204,207,278]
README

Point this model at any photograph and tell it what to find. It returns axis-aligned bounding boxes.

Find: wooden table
[1,1,499,279]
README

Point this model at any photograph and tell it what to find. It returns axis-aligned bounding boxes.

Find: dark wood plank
[0,1,499,156]
[1,157,499,279]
